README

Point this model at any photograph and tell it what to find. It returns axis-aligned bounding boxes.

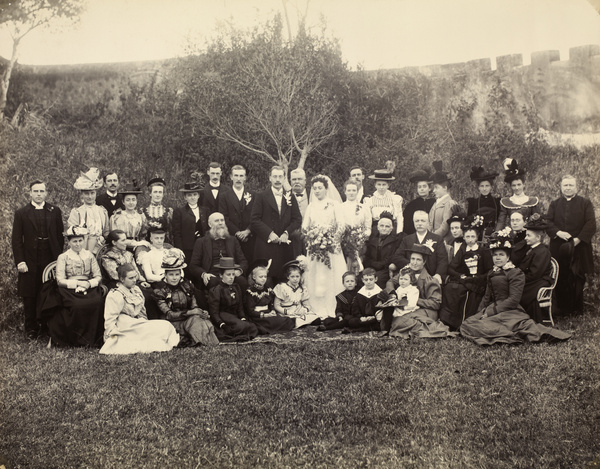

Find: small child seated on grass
[317,272,358,331]
[345,268,382,333]
[376,266,420,335]
[273,259,321,328]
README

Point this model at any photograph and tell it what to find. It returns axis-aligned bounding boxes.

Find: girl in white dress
[273,259,321,328]
[301,175,347,319]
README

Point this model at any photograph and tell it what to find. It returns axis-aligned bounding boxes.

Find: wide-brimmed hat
[524,213,548,232]
[213,257,243,274]
[248,258,272,275]
[118,181,142,195]
[409,169,432,183]
[179,181,203,193]
[470,166,499,182]
[503,158,526,183]
[405,244,432,257]
[73,168,103,191]
[368,169,395,181]
[64,226,89,239]
[430,160,451,184]
[488,228,513,251]
[161,249,187,271]
[147,177,166,188]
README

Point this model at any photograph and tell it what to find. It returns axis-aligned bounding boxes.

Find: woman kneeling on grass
[153,251,219,347]
[460,230,572,345]
[100,263,179,354]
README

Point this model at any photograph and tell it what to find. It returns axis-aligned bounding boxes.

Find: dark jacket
[172,204,210,262]
[478,267,526,316]
[218,188,254,235]
[448,244,493,281]
[202,184,229,215]
[189,234,248,283]
[335,289,357,321]
[518,243,552,309]
[96,192,124,219]
[250,188,302,278]
[392,231,448,278]
[208,282,246,325]
[403,197,435,235]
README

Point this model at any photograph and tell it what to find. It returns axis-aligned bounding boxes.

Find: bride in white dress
[301,175,347,319]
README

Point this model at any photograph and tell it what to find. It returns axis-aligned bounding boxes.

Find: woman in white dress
[339,178,372,274]
[301,175,347,319]
[100,263,180,355]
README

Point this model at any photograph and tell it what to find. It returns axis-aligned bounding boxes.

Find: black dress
[466,195,500,238]
[244,285,295,334]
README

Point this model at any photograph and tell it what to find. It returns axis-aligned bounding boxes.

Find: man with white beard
[189,212,248,296]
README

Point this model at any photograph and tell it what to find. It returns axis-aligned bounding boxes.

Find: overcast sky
[1,0,599,69]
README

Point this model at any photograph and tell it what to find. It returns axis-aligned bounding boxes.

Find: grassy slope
[1,315,598,469]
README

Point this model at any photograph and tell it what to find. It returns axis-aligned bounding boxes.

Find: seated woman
[466,166,500,239]
[439,220,493,330]
[67,168,110,255]
[110,181,149,250]
[140,227,179,287]
[363,214,401,289]
[143,177,173,242]
[519,214,553,323]
[208,258,259,342]
[460,231,571,345]
[244,259,295,334]
[508,211,528,266]
[495,159,540,231]
[153,252,219,346]
[100,263,180,354]
[43,227,105,347]
[101,230,161,319]
[273,258,321,328]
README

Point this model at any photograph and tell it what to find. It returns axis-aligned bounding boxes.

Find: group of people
[12,157,595,351]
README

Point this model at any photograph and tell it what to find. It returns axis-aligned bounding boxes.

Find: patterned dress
[244,285,295,334]
[273,282,321,328]
[143,204,173,241]
[110,209,147,245]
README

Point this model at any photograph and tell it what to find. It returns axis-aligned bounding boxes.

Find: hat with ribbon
[73,168,104,191]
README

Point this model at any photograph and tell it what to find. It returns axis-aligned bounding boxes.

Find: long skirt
[250,315,296,335]
[389,309,456,339]
[439,279,484,330]
[460,310,572,346]
[304,252,347,319]
[100,316,180,354]
[45,286,105,347]
[172,316,219,346]
[214,312,259,342]
[520,278,551,323]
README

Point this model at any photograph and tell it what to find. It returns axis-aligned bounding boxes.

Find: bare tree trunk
[0,36,21,118]
[297,147,309,170]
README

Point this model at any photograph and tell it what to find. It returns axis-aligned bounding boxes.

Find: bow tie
[108,196,117,201]
[454,237,464,244]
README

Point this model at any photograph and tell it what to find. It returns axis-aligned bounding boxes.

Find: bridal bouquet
[302,225,340,269]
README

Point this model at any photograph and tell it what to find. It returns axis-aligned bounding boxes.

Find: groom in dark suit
[12,180,64,338]
[251,166,302,280]
[202,162,229,214]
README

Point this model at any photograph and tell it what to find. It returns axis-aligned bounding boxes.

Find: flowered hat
[462,214,485,232]
[409,169,432,183]
[64,226,89,239]
[161,248,187,271]
[524,213,548,232]
[405,244,432,257]
[430,160,451,184]
[213,257,243,274]
[179,181,203,193]
[118,180,143,195]
[469,166,499,182]
[503,158,526,183]
[73,168,103,190]
[488,227,513,251]
[368,169,395,181]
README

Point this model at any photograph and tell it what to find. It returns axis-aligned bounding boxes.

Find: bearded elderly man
[189,212,248,294]
[546,175,596,315]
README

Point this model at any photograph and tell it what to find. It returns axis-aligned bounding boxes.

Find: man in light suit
[391,210,447,284]
[218,165,255,263]
[12,180,64,338]
[250,166,302,280]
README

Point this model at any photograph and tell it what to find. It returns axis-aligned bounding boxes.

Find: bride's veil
[309,175,343,204]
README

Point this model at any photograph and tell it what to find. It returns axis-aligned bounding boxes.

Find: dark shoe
[310,318,322,326]
[316,325,327,332]
[341,327,352,334]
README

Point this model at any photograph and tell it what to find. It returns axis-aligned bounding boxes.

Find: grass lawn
[1,314,598,469]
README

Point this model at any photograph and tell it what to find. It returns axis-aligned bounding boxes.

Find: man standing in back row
[546,175,596,316]
[12,180,64,338]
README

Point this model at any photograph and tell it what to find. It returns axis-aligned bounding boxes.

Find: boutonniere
[355,203,362,216]
[284,192,292,206]
[47,205,54,212]
[243,192,252,204]
[230,291,236,300]
[424,239,437,251]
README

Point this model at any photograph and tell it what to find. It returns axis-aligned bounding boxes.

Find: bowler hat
[214,257,242,273]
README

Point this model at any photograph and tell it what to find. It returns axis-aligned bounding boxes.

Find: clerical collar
[31,201,45,210]
[564,195,575,201]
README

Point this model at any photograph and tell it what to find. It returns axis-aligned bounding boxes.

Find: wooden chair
[42,261,57,283]
[537,257,559,326]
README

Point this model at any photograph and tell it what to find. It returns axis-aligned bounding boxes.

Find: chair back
[42,261,57,283]
[548,257,559,289]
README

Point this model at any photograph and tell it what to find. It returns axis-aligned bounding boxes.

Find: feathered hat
[73,168,103,191]
[469,166,499,183]
[502,158,526,183]
[430,160,451,184]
